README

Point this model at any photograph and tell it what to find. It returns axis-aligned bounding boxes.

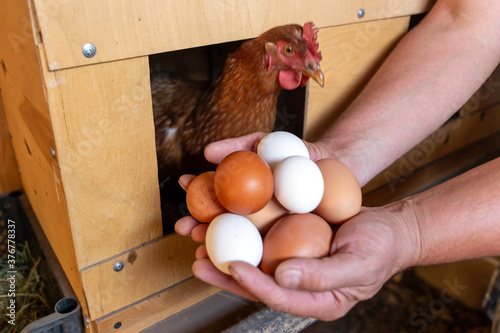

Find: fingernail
[278,269,301,289]
[228,264,242,283]
[178,178,188,191]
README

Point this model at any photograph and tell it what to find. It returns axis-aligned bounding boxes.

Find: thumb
[274,252,381,292]
[204,132,267,164]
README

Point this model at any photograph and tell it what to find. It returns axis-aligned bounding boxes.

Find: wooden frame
[33,0,434,70]
[6,0,498,331]
[0,93,22,193]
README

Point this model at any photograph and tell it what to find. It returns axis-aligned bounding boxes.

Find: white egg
[257,131,309,170]
[205,213,263,274]
[274,156,324,213]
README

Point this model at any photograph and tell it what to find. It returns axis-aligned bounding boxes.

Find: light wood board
[363,128,500,206]
[39,51,163,268]
[81,234,200,320]
[364,103,500,194]
[305,16,411,141]
[32,0,435,70]
[0,93,22,194]
[94,278,219,332]
[0,0,86,314]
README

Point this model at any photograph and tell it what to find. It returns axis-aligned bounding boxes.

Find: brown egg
[244,195,289,235]
[314,159,362,224]
[260,213,333,276]
[186,171,227,223]
[214,151,274,215]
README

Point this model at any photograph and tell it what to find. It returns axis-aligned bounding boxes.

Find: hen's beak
[301,64,324,88]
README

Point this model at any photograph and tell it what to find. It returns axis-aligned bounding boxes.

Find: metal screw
[50,146,56,158]
[113,261,124,272]
[82,43,97,58]
[357,8,365,19]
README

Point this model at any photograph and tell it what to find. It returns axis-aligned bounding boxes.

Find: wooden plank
[140,291,264,333]
[363,106,500,194]
[39,51,163,268]
[32,0,435,70]
[0,93,22,194]
[460,64,500,118]
[0,0,86,315]
[94,278,220,332]
[81,234,200,320]
[225,308,316,333]
[363,130,500,207]
[415,259,499,310]
[305,16,411,141]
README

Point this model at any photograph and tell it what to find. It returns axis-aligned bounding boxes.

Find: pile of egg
[185,131,362,276]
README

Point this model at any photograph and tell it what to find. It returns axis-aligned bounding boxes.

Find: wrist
[312,134,376,188]
[384,198,423,272]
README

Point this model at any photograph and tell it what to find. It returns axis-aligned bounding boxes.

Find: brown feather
[152,23,320,182]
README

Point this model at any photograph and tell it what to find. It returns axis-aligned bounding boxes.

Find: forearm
[400,157,500,267]
[316,0,500,186]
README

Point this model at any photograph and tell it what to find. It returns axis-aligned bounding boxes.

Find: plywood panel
[415,259,499,310]
[363,129,500,206]
[40,52,162,268]
[0,93,22,194]
[364,103,500,194]
[81,234,200,320]
[460,64,500,118]
[305,16,411,141]
[0,0,85,311]
[94,279,219,332]
[32,0,435,70]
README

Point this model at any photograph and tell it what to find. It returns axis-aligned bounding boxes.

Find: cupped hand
[174,132,420,320]
[179,204,418,320]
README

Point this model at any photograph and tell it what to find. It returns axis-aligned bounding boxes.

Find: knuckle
[314,271,333,291]
[264,288,290,311]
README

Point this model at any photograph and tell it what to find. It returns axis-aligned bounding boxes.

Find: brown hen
[152,23,324,184]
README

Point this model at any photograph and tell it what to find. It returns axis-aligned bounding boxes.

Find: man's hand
[174,133,419,320]
[176,201,418,320]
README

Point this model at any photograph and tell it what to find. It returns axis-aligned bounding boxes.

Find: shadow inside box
[303,269,492,333]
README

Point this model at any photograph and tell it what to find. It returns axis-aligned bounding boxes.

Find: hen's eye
[284,45,294,55]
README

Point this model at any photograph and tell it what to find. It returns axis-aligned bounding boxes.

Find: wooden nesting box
[3,0,498,331]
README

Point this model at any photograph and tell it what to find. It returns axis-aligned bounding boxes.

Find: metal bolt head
[82,43,97,58]
[357,8,365,19]
[113,261,124,272]
[50,146,56,158]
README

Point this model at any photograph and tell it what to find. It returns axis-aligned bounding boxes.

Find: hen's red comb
[302,22,322,62]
